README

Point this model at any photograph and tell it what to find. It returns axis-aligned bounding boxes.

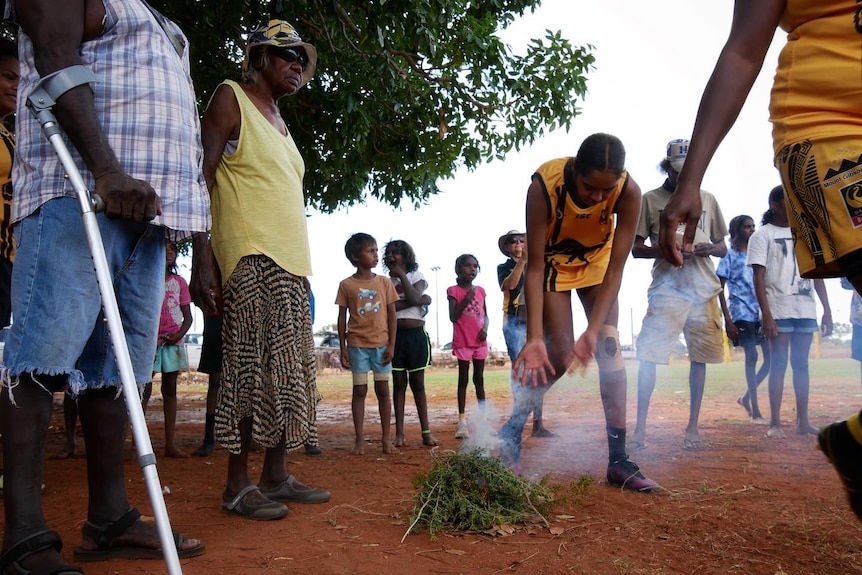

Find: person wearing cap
[656,1,862,522]
[1,0,208,570]
[497,229,554,437]
[193,19,329,521]
[630,139,727,452]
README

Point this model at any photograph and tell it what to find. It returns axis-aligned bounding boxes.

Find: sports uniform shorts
[392,325,431,372]
[775,137,862,278]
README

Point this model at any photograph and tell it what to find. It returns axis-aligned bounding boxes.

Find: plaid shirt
[8,0,210,238]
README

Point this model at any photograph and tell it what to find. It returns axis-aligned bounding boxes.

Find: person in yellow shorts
[657,0,862,520]
[501,132,658,492]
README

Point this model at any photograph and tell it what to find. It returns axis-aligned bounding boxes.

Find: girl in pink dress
[446,254,488,439]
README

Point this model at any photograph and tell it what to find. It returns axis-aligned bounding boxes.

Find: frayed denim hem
[0,366,145,404]
[0,365,86,405]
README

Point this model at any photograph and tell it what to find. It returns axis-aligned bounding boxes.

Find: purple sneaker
[607,457,660,492]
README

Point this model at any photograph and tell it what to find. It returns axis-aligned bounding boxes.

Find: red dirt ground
[6,356,862,575]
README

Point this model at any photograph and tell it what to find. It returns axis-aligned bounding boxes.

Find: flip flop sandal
[683,438,704,451]
[0,530,83,574]
[627,440,647,452]
[73,507,206,561]
[222,485,290,520]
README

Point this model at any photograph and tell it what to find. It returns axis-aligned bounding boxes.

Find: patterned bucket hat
[243,19,317,88]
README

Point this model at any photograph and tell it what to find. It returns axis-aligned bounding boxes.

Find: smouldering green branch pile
[406,449,555,540]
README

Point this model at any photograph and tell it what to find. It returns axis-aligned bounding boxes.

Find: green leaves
[152,0,594,212]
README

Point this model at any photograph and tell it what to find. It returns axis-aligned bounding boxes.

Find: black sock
[204,413,215,444]
[607,426,627,463]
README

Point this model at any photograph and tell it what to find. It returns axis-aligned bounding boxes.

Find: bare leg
[56,392,79,458]
[410,370,439,446]
[351,383,368,454]
[473,359,486,405]
[161,371,187,457]
[456,360,469,415]
[374,379,396,453]
[767,333,790,438]
[392,370,407,447]
[1,375,69,572]
[193,372,220,457]
[790,332,817,435]
[685,361,706,445]
[632,361,657,446]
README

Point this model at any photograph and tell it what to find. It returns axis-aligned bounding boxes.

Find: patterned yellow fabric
[533,158,625,292]
[771,1,862,154]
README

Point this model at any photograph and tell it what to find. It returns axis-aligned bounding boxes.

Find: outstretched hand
[512,339,555,387]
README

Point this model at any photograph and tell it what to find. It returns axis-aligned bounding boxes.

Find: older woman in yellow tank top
[193,19,330,520]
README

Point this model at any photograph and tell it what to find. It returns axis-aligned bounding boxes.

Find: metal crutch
[26,66,184,575]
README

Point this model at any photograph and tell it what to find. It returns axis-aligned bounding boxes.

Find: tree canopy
[138,2,599,211]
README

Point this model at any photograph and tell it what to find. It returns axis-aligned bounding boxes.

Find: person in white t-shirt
[748,186,832,439]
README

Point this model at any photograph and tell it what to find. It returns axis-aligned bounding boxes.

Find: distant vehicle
[317,333,340,348]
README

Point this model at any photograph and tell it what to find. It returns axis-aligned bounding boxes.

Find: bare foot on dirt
[751,417,769,425]
[422,433,440,447]
[797,423,819,436]
[394,435,406,447]
[382,441,398,454]
[351,441,365,455]
[165,447,189,458]
[737,395,751,417]
[767,425,786,438]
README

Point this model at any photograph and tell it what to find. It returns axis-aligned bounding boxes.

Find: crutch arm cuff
[26,65,98,112]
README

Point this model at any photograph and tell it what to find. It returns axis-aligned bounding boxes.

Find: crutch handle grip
[90,193,106,213]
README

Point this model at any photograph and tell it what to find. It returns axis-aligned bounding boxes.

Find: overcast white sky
[186,1,853,348]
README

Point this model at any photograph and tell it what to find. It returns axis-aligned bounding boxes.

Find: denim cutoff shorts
[2,197,165,397]
[775,318,819,334]
[347,345,392,378]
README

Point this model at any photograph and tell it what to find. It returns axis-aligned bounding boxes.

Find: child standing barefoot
[336,233,400,454]
[144,241,193,458]
[447,254,488,439]
[384,239,440,447]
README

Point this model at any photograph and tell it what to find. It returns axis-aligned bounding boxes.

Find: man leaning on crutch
[0,1,209,574]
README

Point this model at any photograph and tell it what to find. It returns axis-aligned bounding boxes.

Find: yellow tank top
[534,158,625,292]
[770,0,862,153]
[211,80,312,282]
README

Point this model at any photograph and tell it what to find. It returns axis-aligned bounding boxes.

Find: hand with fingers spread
[513,339,555,387]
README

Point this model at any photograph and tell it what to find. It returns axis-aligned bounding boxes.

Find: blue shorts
[775,318,819,334]
[347,345,392,379]
[852,324,862,362]
[2,197,165,397]
[153,344,188,374]
[733,320,764,349]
